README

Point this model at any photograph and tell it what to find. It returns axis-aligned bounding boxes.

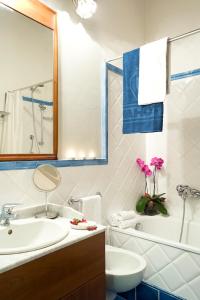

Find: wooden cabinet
[0,232,105,300]
[61,274,105,300]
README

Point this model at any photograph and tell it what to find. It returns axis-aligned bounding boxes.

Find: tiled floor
[117,282,186,300]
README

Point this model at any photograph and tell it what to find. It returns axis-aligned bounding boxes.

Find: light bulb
[75,0,97,19]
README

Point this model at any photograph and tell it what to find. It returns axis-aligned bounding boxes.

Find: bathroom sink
[0,218,70,254]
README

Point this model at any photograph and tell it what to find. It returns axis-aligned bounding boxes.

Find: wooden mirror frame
[0,0,58,161]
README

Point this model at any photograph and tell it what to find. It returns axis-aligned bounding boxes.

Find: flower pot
[144,201,159,216]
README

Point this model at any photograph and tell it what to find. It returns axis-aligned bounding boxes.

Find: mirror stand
[33,164,61,219]
[35,192,58,219]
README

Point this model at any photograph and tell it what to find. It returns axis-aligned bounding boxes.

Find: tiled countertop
[0,217,105,274]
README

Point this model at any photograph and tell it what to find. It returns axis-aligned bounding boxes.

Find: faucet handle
[2,203,21,214]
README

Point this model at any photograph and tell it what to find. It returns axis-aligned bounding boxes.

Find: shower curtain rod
[8,79,53,93]
[107,27,200,63]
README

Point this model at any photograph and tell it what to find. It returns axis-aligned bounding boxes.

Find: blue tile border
[114,296,126,300]
[22,96,53,106]
[0,158,108,171]
[160,290,186,300]
[136,282,158,300]
[116,282,186,300]
[118,289,135,300]
[106,63,200,82]
[171,68,200,81]
[107,62,123,76]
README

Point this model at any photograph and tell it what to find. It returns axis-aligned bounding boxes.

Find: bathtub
[125,215,200,253]
[109,215,200,300]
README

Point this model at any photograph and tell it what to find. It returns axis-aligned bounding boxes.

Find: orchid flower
[150,157,164,170]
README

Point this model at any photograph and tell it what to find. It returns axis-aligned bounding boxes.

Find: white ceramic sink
[0,218,70,254]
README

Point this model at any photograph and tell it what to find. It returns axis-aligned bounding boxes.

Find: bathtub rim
[109,226,200,255]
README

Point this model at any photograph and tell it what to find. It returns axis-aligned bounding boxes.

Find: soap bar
[70,218,97,230]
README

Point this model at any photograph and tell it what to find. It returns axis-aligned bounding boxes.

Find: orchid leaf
[152,193,166,198]
[136,196,149,213]
[155,202,168,215]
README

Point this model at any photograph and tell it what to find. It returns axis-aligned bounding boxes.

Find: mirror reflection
[0,3,54,154]
[58,12,106,161]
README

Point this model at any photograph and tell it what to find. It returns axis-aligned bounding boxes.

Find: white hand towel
[80,195,101,224]
[138,37,168,105]
[118,219,136,229]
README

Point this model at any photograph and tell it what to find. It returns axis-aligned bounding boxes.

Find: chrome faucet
[0,203,19,226]
[176,184,200,199]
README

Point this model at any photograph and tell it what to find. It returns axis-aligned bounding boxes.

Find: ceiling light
[73,0,97,19]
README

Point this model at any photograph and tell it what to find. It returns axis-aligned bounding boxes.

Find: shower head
[39,104,46,111]
[30,84,44,93]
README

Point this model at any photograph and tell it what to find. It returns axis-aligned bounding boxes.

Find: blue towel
[123,48,163,133]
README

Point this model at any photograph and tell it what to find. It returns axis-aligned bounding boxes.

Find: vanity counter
[0,217,106,274]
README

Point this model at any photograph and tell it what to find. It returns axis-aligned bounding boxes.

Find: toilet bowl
[105,245,146,293]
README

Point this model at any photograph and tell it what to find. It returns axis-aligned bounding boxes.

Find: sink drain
[7,229,13,235]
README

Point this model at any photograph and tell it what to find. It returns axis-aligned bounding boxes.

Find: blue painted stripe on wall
[100,63,108,159]
[23,96,53,106]
[106,63,200,82]
[0,158,108,171]
[106,62,123,76]
[171,68,200,81]
[104,64,109,161]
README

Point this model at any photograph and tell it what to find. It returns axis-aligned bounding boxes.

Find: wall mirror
[0,1,108,170]
[0,0,58,161]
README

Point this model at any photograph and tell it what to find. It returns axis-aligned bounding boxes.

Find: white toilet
[105,245,146,293]
[79,199,146,293]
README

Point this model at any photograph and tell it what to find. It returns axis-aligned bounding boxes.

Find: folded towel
[118,210,136,220]
[123,48,163,134]
[109,213,121,227]
[118,219,136,229]
[109,211,136,227]
[80,195,101,224]
[138,37,168,105]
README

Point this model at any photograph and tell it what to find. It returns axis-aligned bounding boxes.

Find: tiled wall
[110,228,200,300]
[165,73,200,220]
[145,71,200,220]
[0,71,145,224]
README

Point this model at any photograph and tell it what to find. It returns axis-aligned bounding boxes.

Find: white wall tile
[110,229,200,300]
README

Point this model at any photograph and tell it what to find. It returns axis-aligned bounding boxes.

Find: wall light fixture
[72,0,97,19]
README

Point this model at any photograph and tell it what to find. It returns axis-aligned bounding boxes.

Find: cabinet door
[0,233,105,300]
[61,274,105,300]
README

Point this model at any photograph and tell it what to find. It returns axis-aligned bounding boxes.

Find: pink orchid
[136,158,145,169]
[142,164,152,177]
[150,157,164,170]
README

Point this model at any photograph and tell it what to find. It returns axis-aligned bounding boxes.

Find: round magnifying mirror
[33,164,61,219]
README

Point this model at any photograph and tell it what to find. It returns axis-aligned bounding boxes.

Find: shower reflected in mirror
[0,2,54,156]
[0,80,53,154]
